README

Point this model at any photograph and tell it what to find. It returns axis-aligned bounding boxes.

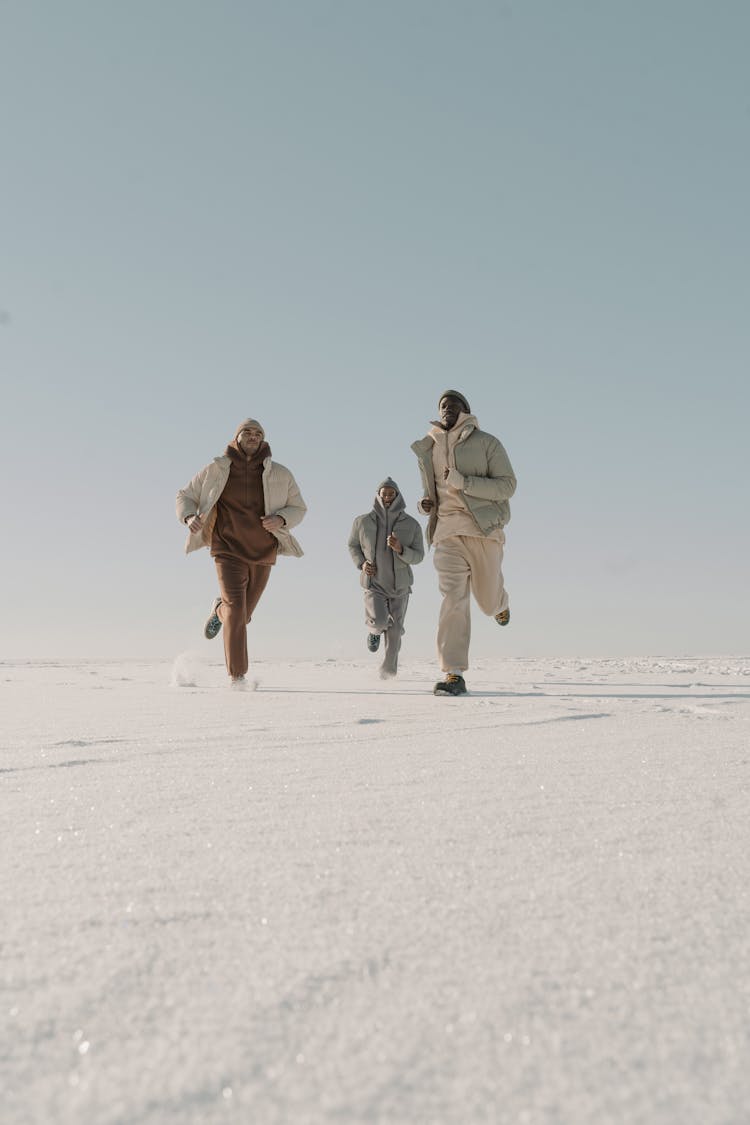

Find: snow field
[2,657,750,1124]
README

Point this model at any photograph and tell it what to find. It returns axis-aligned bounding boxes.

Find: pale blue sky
[1,0,748,661]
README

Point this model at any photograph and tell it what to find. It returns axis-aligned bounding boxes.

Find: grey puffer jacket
[348,482,424,593]
[411,414,516,546]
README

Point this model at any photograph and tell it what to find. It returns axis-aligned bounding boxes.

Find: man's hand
[362,561,377,576]
[186,514,204,534]
[387,533,403,554]
[262,514,285,531]
[420,497,434,513]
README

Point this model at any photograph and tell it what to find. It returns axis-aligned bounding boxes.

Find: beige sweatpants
[433,534,509,673]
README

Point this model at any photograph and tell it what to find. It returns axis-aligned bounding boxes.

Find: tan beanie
[235,418,265,440]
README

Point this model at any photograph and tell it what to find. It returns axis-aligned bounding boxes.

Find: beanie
[235,418,265,440]
[438,390,471,414]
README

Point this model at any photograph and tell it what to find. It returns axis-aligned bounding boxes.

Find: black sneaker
[204,597,222,640]
[495,609,510,627]
[367,633,381,653]
[434,674,467,696]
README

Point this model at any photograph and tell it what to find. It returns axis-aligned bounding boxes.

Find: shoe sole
[204,598,222,640]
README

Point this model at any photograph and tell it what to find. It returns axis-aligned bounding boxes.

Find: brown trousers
[214,556,272,678]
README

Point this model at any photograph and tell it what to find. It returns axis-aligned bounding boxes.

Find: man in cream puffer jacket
[176,418,306,686]
[411,391,516,696]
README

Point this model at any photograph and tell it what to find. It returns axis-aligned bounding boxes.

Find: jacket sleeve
[399,518,424,566]
[461,438,517,504]
[176,464,209,524]
[347,519,366,569]
[411,440,437,512]
[275,471,307,529]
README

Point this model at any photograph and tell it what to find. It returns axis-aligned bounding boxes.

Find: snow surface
[3,655,750,1124]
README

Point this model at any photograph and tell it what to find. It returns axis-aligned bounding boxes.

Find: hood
[428,411,478,440]
[225,439,272,465]
[373,477,405,519]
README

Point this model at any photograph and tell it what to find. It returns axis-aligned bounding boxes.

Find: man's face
[438,395,465,430]
[379,486,398,507]
[237,427,264,455]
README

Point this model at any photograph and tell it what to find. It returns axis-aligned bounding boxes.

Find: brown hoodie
[210,441,278,564]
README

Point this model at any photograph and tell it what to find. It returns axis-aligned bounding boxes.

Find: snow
[3,656,750,1124]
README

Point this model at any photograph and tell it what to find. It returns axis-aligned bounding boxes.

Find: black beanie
[438,389,471,414]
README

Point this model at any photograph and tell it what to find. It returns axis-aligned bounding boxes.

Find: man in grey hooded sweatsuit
[348,478,424,678]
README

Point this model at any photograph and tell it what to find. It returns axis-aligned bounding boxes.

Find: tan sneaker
[434,674,467,696]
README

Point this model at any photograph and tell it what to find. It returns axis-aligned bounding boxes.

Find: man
[411,391,516,696]
[348,478,424,679]
[176,418,306,688]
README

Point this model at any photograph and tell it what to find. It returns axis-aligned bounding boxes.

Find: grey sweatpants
[433,534,509,673]
[364,589,410,676]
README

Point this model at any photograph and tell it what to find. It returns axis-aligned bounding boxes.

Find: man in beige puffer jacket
[176,418,306,687]
[411,391,516,696]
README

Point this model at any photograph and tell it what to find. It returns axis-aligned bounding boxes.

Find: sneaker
[367,633,381,653]
[434,673,467,696]
[379,667,396,680]
[495,609,510,627]
[229,675,247,690]
[204,597,222,640]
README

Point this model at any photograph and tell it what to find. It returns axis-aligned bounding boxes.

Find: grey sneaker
[204,597,222,640]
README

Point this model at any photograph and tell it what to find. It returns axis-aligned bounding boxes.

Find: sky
[1,0,748,662]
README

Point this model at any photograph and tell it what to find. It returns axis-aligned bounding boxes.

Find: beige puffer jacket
[176,456,306,557]
[411,415,516,546]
